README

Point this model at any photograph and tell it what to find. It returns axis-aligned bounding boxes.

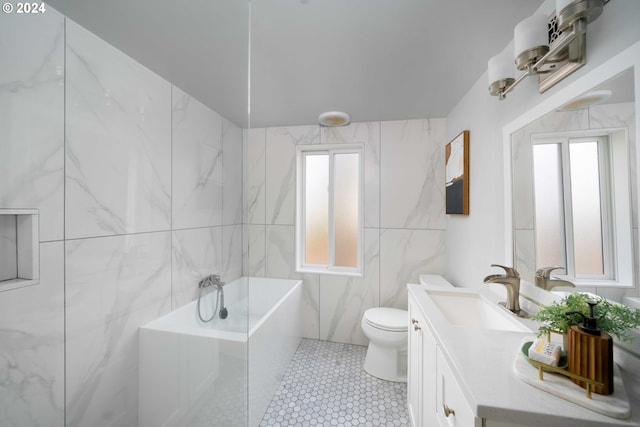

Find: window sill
[296,267,363,278]
[573,280,634,288]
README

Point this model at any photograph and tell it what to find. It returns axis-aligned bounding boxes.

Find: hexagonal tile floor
[259,339,410,427]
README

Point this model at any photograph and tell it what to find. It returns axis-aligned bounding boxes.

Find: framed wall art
[445,130,469,215]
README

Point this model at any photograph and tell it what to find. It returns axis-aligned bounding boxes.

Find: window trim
[295,144,364,277]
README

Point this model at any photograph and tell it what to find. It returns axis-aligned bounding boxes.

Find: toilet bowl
[361,307,408,382]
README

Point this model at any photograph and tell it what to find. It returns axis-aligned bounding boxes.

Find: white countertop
[409,276,640,427]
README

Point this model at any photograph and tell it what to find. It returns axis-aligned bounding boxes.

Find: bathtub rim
[139,276,302,342]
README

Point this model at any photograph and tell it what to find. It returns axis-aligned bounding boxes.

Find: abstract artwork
[445,130,469,215]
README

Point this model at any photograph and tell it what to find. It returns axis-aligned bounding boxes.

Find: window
[296,145,363,276]
[532,135,614,280]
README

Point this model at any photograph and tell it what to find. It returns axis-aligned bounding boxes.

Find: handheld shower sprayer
[219,290,228,319]
[196,274,229,322]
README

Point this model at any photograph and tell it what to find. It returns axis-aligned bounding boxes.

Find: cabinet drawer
[436,347,479,427]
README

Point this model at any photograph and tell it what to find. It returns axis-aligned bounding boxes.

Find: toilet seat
[363,308,407,332]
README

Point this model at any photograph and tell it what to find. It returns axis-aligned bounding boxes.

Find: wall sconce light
[488,0,605,100]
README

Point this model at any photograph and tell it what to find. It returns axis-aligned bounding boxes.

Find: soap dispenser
[565,300,613,395]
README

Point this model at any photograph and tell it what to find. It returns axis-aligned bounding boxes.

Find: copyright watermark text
[3,3,47,13]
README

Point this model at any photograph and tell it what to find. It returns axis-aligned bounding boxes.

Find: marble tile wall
[1,12,243,427]
[244,119,447,346]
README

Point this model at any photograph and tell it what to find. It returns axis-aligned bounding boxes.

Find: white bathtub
[138,277,303,427]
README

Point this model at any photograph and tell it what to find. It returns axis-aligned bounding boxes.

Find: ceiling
[46,0,545,128]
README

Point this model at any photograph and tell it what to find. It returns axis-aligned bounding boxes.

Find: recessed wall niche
[0,209,39,291]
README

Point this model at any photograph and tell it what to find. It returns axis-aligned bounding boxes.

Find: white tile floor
[260,339,410,427]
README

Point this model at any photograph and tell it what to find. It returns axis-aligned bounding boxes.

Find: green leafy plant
[531,292,640,342]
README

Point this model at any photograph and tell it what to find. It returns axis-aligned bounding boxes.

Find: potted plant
[531,292,640,342]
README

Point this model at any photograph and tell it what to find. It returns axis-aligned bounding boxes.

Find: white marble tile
[223,118,243,226]
[319,228,380,345]
[523,109,589,134]
[0,215,17,281]
[172,86,223,230]
[245,128,266,224]
[379,228,445,309]
[222,224,243,283]
[65,232,172,427]
[265,126,319,225]
[300,274,320,340]
[265,225,296,278]
[0,10,64,242]
[380,119,446,230]
[588,102,635,129]
[322,122,381,228]
[245,224,266,277]
[264,224,319,338]
[65,21,171,239]
[171,227,223,309]
[0,241,64,427]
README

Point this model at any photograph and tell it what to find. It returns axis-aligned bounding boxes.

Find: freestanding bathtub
[139,277,303,427]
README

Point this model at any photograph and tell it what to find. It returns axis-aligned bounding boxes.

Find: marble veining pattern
[380,119,446,230]
[265,126,319,225]
[0,242,64,427]
[171,227,222,309]
[222,224,243,283]
[172,86,223,229]
[379,228,446,309]
[0,10,65,243]
[223,119,243,226]
[245,224,266,277]
[320,229,380,346]
[2,10,246,427]
[245,128,267,224]
[65,21,172,239]
[65,232,172,427]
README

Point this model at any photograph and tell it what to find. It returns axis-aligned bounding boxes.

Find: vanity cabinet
[409,293,503,427]
[408,294,437,427]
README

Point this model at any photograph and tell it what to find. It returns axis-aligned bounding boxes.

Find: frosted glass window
[533,144,566,269]
[297,145,362,276]
[333,153,359,267]
[531,135,613,280]
[304,154,329,265]
[569,142,604,275]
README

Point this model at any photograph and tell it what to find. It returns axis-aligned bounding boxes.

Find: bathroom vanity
[407,275,640,427]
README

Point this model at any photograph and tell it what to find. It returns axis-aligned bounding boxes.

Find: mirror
[510,67,637,300]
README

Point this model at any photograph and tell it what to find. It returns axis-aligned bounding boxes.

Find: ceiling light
[488,0,605,100]
[318,111,351,127]
[560,89,612,110]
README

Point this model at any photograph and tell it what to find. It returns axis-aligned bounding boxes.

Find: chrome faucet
[198,274,225,290]
[535,266,575,291]
[483,264,523,315]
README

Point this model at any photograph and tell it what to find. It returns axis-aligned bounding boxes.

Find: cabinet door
[436,347,480,427]
[408,296,438,427]
[408,297,424,426]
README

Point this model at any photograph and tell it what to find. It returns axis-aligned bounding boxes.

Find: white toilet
[361,307,408,382]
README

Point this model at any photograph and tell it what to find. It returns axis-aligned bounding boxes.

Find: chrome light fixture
[489,0,605,100]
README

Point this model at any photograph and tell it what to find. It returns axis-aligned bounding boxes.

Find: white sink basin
[425,290,530,332]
